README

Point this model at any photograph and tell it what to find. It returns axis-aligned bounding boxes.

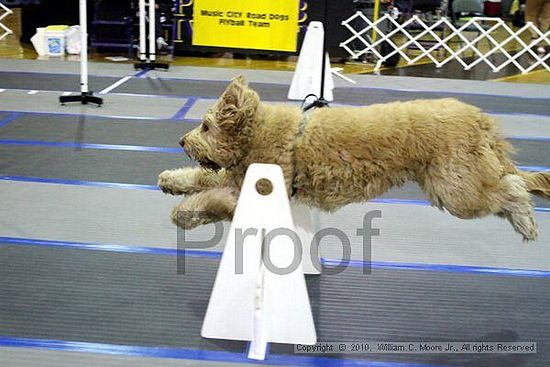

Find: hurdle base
[60,92,103,106]
[134,61,170,71]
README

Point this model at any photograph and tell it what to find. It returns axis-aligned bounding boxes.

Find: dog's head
[180,75,260,170]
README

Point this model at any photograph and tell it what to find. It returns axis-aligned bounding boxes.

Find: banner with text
[192,0,299,52]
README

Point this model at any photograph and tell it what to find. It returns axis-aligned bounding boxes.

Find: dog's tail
[519,171,550,201]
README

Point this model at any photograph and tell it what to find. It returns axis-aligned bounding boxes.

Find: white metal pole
[80,0,89,94]
[139,0,147,61]
[149,0,156,62]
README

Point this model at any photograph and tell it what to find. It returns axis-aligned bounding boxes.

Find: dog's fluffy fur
[159,76,550,240]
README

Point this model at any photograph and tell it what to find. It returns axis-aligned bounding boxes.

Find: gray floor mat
[0,71,117,93]
[2,181,550,270]
[0,59,546,99]
[0,137,548,209]
[382,181,549,209]
[0,90,187,120]
[0,245,241,351]
[510,139,550,166]
[496,114,550,139]
[115,78,550,116]
[0,139,547,186]
[0,114,196,147]
[333,88,550,115]
[2,115,548,159]
[1,59,550,367]
[0,59,137,78]
[0,146,188,185]
[0,348,273,367]
[116,78,230,99]
[0,244,548,367]
[1,70,548,116]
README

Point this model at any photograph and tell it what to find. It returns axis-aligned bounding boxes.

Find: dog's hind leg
[420,148,537,241]
[171,187,238,229]
[519,171,550,201]
[492,139,539,240]
[493,174,538,241]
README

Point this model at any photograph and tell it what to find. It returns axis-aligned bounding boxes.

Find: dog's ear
[232,74,248,86]
[220,75,248,106]
[216,75,259,133]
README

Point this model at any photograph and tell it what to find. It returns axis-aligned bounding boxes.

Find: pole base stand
[59,92,103,106]
[134,61,170,71]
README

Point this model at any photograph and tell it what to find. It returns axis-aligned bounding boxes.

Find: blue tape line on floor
[0,336,443,367]
[510,136,550,143]
[0,139,183,153]
[134,69,150,78]
[0,109,170,121]
[0,236,187,256]
[518,165,550,172]
[0,175,159,190]
[0,112,20,128]
[172,97,199,120]
[1,236,549,278]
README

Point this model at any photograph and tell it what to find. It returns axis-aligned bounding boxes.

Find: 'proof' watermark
[176,210,381,275]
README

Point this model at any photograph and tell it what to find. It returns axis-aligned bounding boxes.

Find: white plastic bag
[31,27,46,56]
[65,25,81,55]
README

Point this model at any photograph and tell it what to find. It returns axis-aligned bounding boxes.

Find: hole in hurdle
[255,178,273,196]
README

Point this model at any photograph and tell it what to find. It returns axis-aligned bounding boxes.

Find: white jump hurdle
[135,0,169,70]
[201,164,318,361]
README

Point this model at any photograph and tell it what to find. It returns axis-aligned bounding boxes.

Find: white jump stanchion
[201,164,317,361]
[59,0,103,106]
[0,1,13,41]
[288,22,334,102]
[135,0,169,70]
[149,0,156,63]
[291,202,321,275]
[139,0,147,62]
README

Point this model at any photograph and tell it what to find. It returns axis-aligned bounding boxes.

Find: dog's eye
[202,124,209,132]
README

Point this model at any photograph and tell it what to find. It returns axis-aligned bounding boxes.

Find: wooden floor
[0,8,548,84]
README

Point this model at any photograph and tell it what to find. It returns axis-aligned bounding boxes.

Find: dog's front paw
[158,168,199,195]
[170,207,218,229]
[158,170,183,195]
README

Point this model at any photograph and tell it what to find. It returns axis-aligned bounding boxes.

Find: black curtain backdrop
[304,0,356,58]
[19,0,87,42]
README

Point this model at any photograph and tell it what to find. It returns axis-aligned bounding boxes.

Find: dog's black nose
[179,137,186,148]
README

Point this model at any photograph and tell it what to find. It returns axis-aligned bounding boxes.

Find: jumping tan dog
[158,76,550,241]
